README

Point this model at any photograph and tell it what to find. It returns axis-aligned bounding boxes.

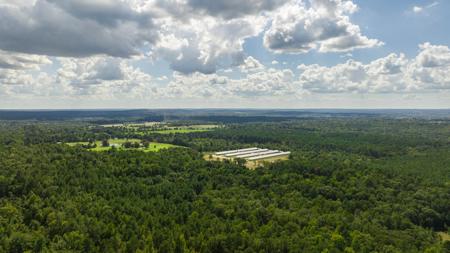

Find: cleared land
[151,128,212,134]
[204,153,289,169]
[102,123,219,135]
[101,122,163,128]
[66,139,179,152]
[145,124,220,134]
[205,147,290,169]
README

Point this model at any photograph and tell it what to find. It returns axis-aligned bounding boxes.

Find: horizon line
[0,108,449,111]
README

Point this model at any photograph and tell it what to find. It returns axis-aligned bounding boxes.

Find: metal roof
[235,150,280,158]
[225,148,268,157]
[214,147,290,161]
[215,147,258,155]
[247,151,291,161]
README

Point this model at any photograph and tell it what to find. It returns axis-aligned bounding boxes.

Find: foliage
[0,117,448,252]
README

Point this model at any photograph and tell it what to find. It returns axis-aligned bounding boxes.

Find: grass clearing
[144,142,179,152]
[66,139,180,152]
[152,129,211,134]
[101,123,220,135]
[101,122,163,128]
[150,124,219,134]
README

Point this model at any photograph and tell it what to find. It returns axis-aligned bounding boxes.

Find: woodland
[0,112,449,252]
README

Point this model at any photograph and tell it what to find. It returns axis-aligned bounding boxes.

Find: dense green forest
[0,114,449,252]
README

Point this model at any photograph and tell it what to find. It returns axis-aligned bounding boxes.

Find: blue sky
[0,0,449,109]
[240,0,450,67]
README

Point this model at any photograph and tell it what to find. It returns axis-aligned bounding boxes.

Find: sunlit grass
[66,139,180,152]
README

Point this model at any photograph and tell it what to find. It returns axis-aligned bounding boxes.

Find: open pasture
[147,124,220,134]
[66,139,179,152]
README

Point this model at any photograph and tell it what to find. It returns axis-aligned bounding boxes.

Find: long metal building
[213,148,290,162]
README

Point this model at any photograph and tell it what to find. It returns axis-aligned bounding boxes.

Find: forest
[0,110,449,252]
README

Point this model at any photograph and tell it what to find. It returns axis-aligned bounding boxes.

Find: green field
[102,123,219,135]
[101,122,163,128]
[143,142,180,152]
[151,128,212,134]
[138,125,219,134]
[66,139,179,152]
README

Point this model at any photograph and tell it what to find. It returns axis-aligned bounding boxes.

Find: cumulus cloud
[0,0,275,74]
[161,63,300,99]
[410,43,450,90]
[297,43,450,93]
[47,0,152,26]
[415,43,450,68]
[240,56,265,72]
[0,69,48,99]
[298,54,410,93]
[3,42,449,101]
[0,55,157,99]
[0,0,382,75]
[4,0,448,108]
[57,57,124,86]
[0,50,51,70]
[184,0,288,19]
[236,67,296,97]
[56,56,154,97]
[0,49,52,97]
[0,69,34,86]
[264,0,382,53]
[153,13,267,74]
[0,0,156,57]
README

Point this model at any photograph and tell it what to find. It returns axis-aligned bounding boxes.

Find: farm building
[208,147,291,169]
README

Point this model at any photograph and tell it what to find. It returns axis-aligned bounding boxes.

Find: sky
[0,0,449,109]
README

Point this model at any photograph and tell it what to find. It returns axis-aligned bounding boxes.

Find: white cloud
[160,63,301,99]
[0,0,382,75]
[0,49,53,97]
[3,0,448,108]
[264,0,382,53]
[409,43,450,90]
[236,67,297,97]
[415,42,450,68]
[182,0,289,19]
[0,67,61,100]
[240,56,265,72]
[413,6,423,13]
[0,0,156,58]
[0,53,156,100]
[55,56,155,97]
[0,50,51,70]
[0,69,34,86]
[412,1,439,14]
[2,43,449,102]
[151,0,382,73]
[297,43,450,93]
[153,13,267,74]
